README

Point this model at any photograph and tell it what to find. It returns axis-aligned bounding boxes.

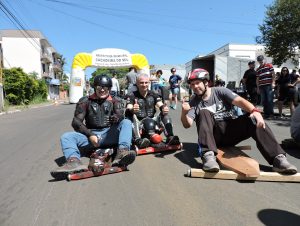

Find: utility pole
[0,63,4,112]
[0,37,3,111]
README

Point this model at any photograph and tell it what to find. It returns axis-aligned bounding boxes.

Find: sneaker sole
[272,167,297,175]
[50,166,88,180]
[117,151,136,166]
[202,167,220,173]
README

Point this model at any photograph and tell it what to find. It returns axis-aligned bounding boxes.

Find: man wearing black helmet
[181,68,297,174]
[125,74,180,148]
[242,61,258,105]
[51,75,135,178]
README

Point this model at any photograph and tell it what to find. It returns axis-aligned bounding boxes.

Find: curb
[0,101,66,116]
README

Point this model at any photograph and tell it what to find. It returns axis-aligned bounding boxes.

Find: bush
[3,68,27,105]
[3,68,48,105]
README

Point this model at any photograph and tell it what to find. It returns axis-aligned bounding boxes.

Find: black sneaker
[135,138,151,148]
[166,135,180,145]
[272,154,297,174]
[50,157,87,179]
[112,148,136,167]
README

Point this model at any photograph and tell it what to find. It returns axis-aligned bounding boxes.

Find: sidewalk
[0,98,68,116]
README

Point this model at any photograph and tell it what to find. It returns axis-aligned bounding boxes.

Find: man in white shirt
[111,71,120,97]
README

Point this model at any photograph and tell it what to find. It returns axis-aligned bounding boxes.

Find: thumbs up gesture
[133,99,140,113]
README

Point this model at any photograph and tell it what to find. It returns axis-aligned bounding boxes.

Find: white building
[0,30,63,99]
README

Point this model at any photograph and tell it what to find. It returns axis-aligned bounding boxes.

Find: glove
[109,114,121,124]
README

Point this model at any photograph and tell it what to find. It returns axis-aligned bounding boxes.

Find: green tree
[256,0,300,66]
[3,68,27,105]
[37,79,48,99]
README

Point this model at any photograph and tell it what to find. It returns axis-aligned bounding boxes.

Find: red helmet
[150,134,163,144]
[187,68,209,84]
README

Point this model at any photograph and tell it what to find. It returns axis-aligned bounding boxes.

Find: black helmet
[93,74,112,88]
[256,55,264,62]
[142,118,158,135]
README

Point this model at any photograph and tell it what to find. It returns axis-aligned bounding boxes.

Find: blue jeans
[259,85,274,116]
[60,119,132,159]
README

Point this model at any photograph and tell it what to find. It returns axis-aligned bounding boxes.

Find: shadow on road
[257,209,300,226]
[280,139,300,159]
[268,118,291,127]
[282,148,300,159]
[174,142,202,168]
[54,156,66,166]
[154,150,177,158]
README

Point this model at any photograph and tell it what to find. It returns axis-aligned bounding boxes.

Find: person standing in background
[256,55,275,119]
[111,71,120,97]
[156,70,169,104]
[126,67,138,94]
[169,68,182,110]
[243,61,258,105]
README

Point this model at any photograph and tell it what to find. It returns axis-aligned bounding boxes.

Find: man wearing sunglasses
[51,74,135,179]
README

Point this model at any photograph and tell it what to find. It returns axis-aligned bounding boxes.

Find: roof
[0,29,56,52]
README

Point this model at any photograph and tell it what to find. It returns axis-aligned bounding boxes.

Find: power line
[31,0,199,54]
[44,0,255,37]
[0,1,41,52]
[46,0,258,27]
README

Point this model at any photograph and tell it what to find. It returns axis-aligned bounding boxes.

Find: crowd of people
[242,55,300,119]
[51,62,300,179]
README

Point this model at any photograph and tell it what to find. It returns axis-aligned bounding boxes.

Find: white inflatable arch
[69,48,150,103]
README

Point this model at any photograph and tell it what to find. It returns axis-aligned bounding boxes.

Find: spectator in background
[126,67,138,94]
[169,68,182,110]
[214,75,225,87]
[156,70,169,104]
[243,61,258,105]
[111,71,120,97]
[150,70,160,93]
[256,55,275,119]
[290,69,300,105]
[276,67,300,117]
[291,105,300,144]
[290,69,300,83]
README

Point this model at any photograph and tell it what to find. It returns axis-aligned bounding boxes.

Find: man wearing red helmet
[126,74,180,148]
[181,68,297,174]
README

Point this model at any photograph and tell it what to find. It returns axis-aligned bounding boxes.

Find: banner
[92,48,132,67]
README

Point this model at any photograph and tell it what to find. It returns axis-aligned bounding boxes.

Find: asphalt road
[0,103,300,226]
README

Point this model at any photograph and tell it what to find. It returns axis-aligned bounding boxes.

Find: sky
[0,0,274,76]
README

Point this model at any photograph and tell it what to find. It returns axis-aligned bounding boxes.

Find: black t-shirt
[243,69,257,89]
[290,73,300,84]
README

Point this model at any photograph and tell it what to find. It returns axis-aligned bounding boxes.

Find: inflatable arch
[69,48,150,103]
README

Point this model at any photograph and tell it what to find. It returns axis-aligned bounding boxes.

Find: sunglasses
[96,86,110,91]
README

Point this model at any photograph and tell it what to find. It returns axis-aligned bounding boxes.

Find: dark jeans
[259,84,274,116]
[196,109,285,164]
[246,86,258,105]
